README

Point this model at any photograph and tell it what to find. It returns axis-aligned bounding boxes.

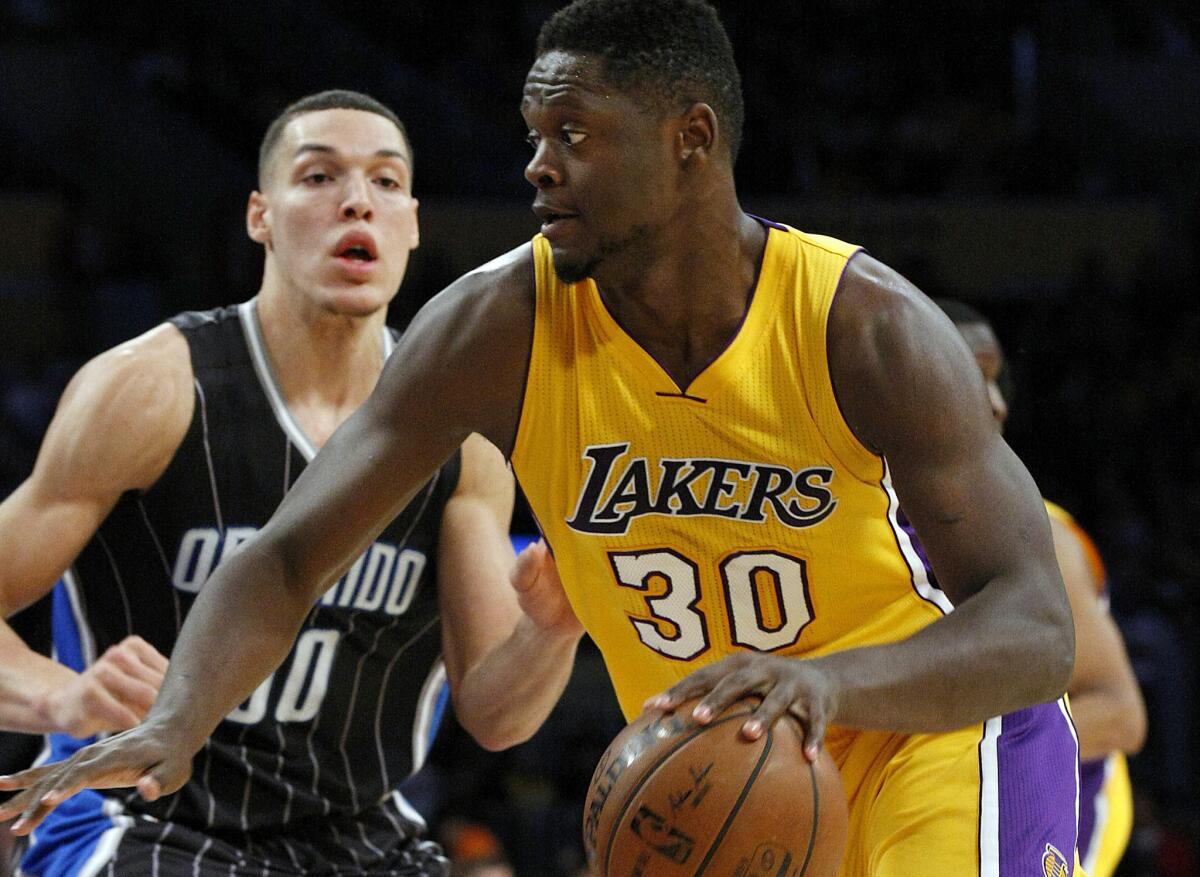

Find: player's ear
[677,102,718,164]
[246,191,271,247]
[409,198,420,250]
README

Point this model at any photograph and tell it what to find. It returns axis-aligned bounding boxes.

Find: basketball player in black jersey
[0,91,583,875]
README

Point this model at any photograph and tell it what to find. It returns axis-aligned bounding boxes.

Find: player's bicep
[253,371,466,602]
[256,251,533,600]
[890,418,1053,597]
[0,326,193,615]
[829,257,1060,606]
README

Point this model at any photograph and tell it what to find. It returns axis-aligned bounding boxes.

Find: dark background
[0,1,1197,875]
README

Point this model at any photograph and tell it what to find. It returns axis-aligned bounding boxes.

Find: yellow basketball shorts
[826,698,1083,877]
[1077,752,1132,877]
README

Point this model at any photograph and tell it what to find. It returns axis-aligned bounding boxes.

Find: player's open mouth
[540,213,579,238]
[533,203,580,238]
[333,230,379,265]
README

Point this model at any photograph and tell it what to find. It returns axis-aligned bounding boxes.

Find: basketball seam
[601,710,755,877]
[691,728,774,877]
[796,759,820,876]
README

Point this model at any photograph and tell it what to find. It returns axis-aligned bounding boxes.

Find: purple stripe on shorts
[896,505,941,590]
[995,701,1079,877]
[1077,757,1107,857]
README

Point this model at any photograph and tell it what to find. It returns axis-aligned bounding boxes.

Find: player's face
[959,322,1009,428]
[252,108,418,318]
[522,51,682,283]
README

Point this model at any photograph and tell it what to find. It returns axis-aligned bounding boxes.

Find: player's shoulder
[39,322,194,494]
[827,254,984,453]
[77,322,190,395]
[448,243,534,312]
[772,222,861,260]
[66,322,193,439]
[415,243,535,354]
[831,253,957,368]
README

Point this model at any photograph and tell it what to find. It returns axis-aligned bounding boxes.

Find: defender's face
[252,108,418,317]
[522,51,681,283]
[960,322,1009,428]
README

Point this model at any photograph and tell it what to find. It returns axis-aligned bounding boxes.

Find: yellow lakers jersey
[512,223,950,719]
[1044,500,1107,598]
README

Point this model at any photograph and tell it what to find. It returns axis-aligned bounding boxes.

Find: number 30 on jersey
[609,549,814,660]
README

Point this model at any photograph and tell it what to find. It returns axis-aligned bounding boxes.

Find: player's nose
[340,172,374,220]
[524,141,563,189]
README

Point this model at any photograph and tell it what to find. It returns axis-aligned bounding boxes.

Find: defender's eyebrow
[294,143,410,165]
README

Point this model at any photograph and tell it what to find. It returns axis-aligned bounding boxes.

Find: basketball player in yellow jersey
[0,1,1080,874]
[936,299,1146,877]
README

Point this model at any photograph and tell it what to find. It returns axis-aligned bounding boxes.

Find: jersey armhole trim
[816,248,885,483]
[510,238,546,470]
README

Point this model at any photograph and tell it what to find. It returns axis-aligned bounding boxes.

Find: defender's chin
[322,284,396,319]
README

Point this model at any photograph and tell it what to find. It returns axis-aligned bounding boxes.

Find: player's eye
[525,131,542,150]
[561,129,586,146]
[302,172,331,184]
[375,176,401,189]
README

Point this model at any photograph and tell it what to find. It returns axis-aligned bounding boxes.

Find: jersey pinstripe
[24,301,458,875]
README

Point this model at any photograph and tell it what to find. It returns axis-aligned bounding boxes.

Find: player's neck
[592,203,766,389]
[253,283,387,444]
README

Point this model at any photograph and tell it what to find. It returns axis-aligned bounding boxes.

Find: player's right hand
[0,719,193,834]
[45,635,168,737]
[509,540,584,638]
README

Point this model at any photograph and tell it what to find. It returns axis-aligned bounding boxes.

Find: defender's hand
[643,653,838,761]
[0,721,193,834]
[510,540,583,637]
[45,636,168,737]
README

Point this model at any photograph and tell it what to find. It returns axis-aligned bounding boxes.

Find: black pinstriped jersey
[61,301,459,865]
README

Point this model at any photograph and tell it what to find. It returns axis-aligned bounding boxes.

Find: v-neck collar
[583,225,784,403]
[237,299,395,461]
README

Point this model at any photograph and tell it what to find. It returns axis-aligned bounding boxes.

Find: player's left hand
[642,653,837,761]
[0,719,194,835]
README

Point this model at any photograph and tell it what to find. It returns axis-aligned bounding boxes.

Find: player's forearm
[1068,686,1147,760]
[143,540,316,751]
[0,624,78,733]
[454,615,582,751]
[817,576,1074,733]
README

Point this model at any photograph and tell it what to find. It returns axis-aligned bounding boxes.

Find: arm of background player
[0,247,536,831]
[1052,517,1146,760]
[438,434,583,751]
[0,326,185,735]
[813,254,1075,732]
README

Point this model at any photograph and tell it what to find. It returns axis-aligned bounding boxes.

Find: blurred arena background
[0,1,1196,874]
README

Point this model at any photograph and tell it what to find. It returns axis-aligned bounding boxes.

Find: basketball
[583,698,847,877]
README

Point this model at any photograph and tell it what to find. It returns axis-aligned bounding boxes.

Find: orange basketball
[583,698,847,877]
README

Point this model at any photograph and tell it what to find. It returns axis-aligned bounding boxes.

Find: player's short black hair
[257,90,413,188]
[933,297,989,328]
[536,0,745,163]
[933,298,1015,407]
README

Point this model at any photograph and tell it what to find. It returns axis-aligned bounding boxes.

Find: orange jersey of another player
[512,223,951,718]
[1044,500,1107,598]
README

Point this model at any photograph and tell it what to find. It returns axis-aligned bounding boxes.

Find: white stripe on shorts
[978,715,1003,877]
